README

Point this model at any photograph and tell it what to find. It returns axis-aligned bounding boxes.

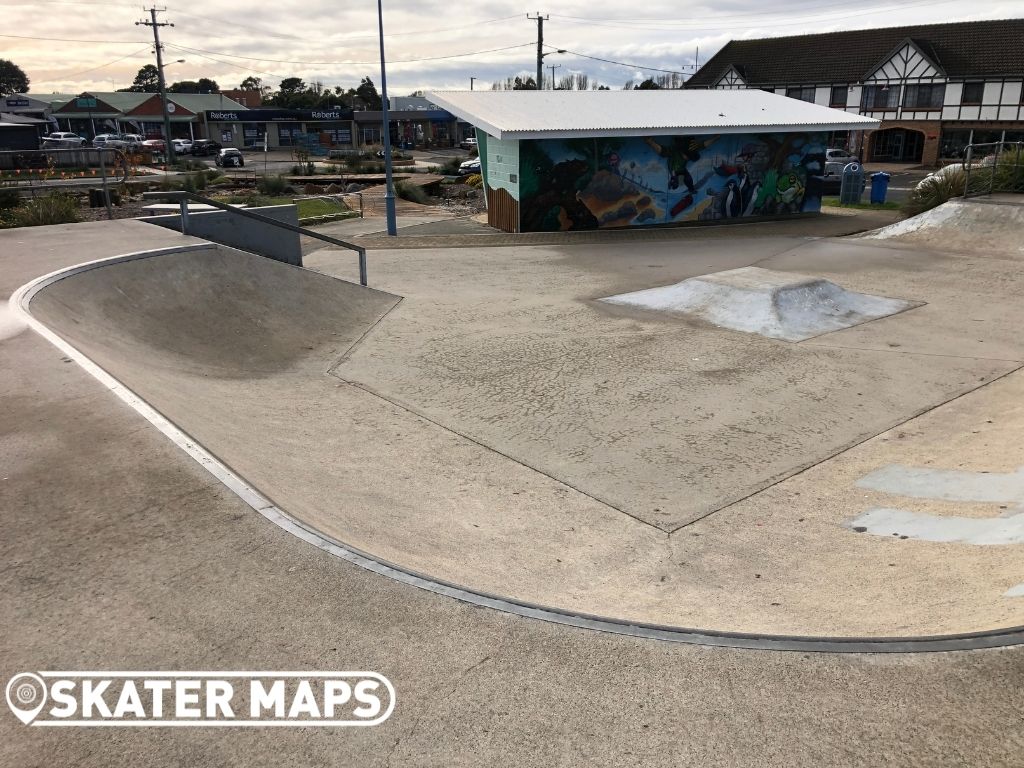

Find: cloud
[0,0,1016,94]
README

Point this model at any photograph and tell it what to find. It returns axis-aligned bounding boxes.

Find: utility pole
[470,77,476,91]
[136,6,176,164]
[528,12,547,90]
[548,64,560,90]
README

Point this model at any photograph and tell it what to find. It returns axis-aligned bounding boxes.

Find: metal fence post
[178,199,189,235]
[358,247,368,287]
[97,148,113,220]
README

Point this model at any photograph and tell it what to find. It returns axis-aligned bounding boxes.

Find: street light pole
[377,0,397,236]
[470,77,476,91]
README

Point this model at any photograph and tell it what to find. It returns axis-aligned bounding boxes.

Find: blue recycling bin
[870,172,891,204]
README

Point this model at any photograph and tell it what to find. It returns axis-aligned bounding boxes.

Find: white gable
[866,40,943,81]
[715,67,747,90]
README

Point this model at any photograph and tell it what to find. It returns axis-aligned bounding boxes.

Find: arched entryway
[869,127,925,163]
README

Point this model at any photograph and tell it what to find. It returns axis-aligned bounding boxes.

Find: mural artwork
[518,132,827,231]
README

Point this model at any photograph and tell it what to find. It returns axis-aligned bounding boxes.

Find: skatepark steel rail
[141,190,369,286]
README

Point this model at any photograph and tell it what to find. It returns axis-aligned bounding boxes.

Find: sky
[1,0,1020,97]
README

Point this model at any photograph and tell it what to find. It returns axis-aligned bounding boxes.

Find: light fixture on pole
[470,77,477,91]
[377,0,397,236]
[538,48,566,90]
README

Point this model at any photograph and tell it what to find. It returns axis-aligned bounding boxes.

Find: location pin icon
[6,673,47,725]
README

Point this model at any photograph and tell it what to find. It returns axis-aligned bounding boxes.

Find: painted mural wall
[518,132,828,232]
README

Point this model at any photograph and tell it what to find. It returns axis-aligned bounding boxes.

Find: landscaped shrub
[464,173,483,189]
[258,174,288,195]
[191,170,208,191]
[5,192,80,227]
[394,181,429,204]
[0,186,21,210]
[440,157,463,175]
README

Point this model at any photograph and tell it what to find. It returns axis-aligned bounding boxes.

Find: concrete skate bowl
[859,196,1024,258]
[22,244,1024,651]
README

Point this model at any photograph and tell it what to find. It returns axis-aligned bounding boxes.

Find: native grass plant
[902,148,1024,217]
[1,191,80,228]
[901,167,967,217]
[463,173,483,189]
[258,173,288,195]
[394,180,429,204]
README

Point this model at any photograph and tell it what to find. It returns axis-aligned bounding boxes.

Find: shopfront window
[278,124,302,146]
[242,122,266,148]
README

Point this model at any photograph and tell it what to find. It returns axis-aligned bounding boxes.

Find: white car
[172,138,193,153]
[460,137,478,151]
[41,132,87,148]
[458,157,481,175]
[824,148,859,176]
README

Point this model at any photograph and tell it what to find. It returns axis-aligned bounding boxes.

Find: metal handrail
[142,190,368,286]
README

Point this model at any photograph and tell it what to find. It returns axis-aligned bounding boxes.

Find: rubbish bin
[839,162,864,204]
[870,172,891,204]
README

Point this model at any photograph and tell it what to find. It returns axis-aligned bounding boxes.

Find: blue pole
[377,0,397,236]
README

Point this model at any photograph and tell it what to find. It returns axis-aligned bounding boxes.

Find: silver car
[824,148,860,176]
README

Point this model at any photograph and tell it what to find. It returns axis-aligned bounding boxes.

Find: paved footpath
[1,220,1022,766]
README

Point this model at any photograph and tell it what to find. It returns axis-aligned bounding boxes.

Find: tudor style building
[686,19,1024,166]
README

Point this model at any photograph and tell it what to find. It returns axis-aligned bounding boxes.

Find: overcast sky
[2,0,1020,96]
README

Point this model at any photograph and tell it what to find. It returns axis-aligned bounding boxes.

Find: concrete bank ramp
[22,240,1024,640]
[601,266,917,341]
[859,196,1024,258]
[31,245,400,379]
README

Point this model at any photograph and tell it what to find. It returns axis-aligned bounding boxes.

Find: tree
[0,59,29,95]
[122,64,160,93]
[634,78,661,90]
[196,77,219,93]
[238,76,262,91]
[355,76,382,110]
[512,76,537,90]
[168,80,199,93]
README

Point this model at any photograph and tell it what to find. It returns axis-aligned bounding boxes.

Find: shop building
[426,90,875,233]
[685,19,1024,165]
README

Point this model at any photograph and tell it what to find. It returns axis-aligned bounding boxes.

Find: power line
[164,41,534,67]
[0,32,144,43]
[50,47,151,79]
[551,47,692,75]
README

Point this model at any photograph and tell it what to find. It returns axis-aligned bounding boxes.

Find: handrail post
[178,198,189,234]
[358,248,367,287]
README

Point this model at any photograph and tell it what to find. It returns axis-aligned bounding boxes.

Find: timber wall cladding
[486,185,520,232]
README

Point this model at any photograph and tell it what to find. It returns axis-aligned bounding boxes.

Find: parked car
[215,147,245,167]
[141,138,166,152]
[41,132,87,148]
[120,133,145,150]
[458,157,480,175]
[460,137,478,151]
[191,139,222,156]
[172,138,193,153]
[824,148,860,176]
[93,133,128,149]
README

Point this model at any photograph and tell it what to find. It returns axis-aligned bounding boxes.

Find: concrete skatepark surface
[2,215,1023,765]
[14,202,1024,639]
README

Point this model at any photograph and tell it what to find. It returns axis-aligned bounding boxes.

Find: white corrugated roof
[425,90,878,139]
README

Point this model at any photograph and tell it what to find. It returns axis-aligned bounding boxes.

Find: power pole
[136,6,176,164]
[528,12,547,90]
[548,64,560,90]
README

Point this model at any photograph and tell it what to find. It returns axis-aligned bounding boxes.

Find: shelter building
[427,90,877,233]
